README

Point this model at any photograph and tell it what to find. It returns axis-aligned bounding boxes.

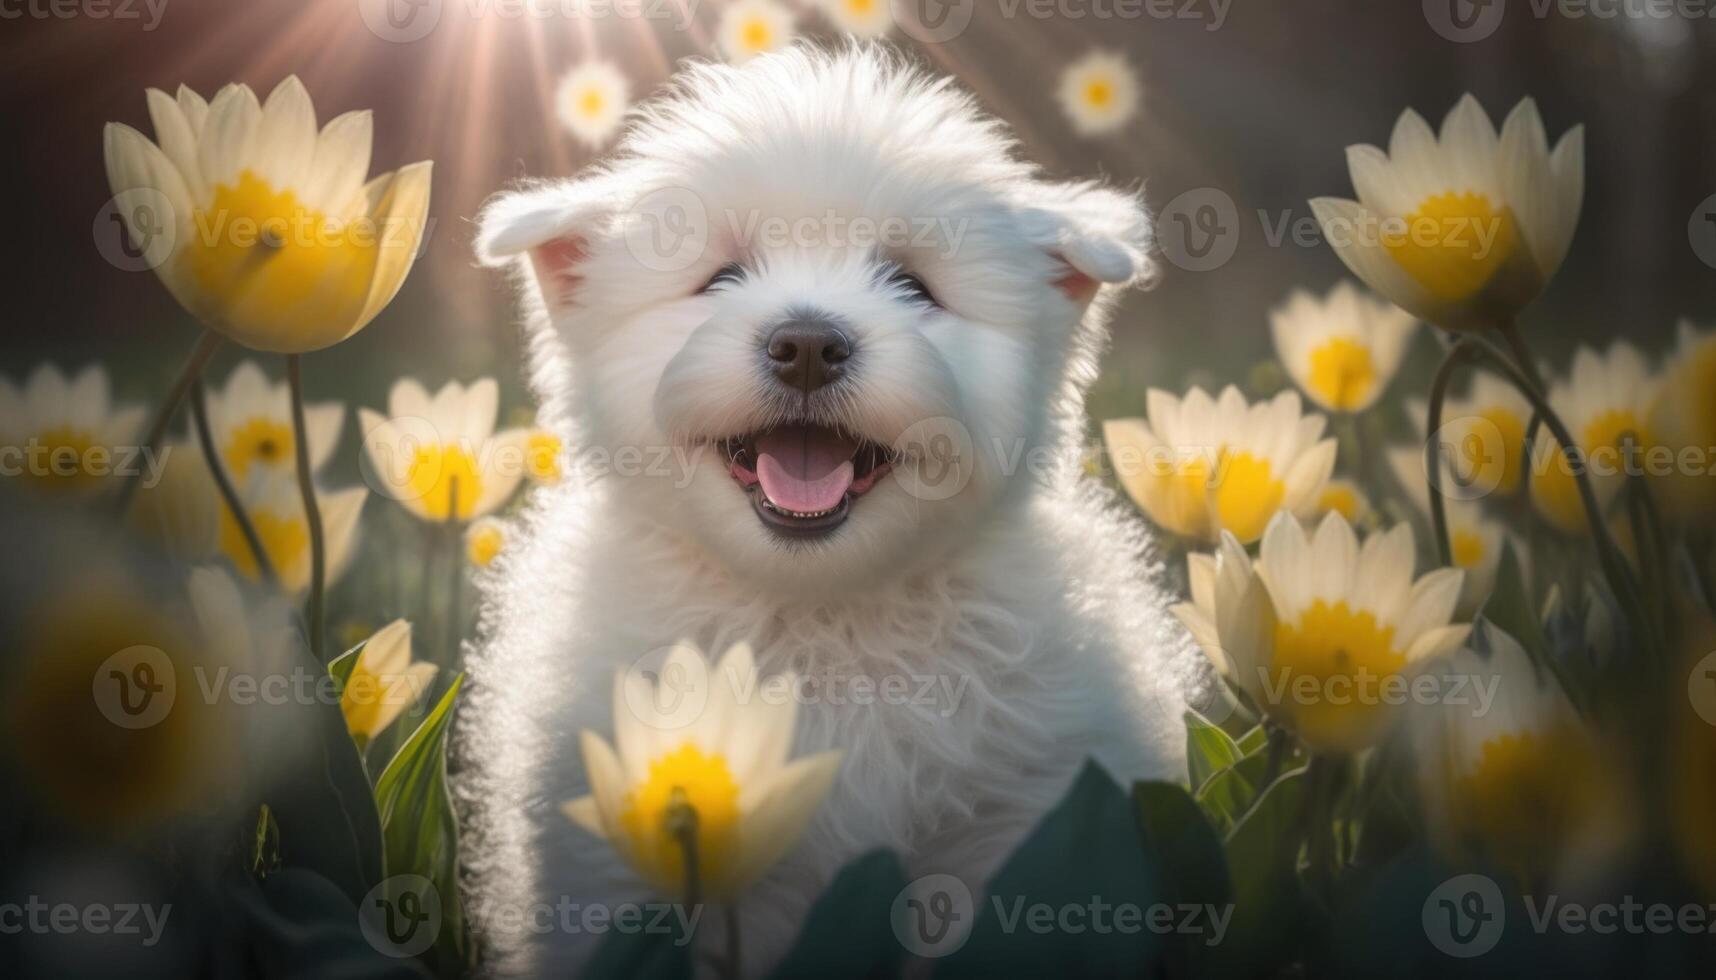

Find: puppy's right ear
[475,179,616,313]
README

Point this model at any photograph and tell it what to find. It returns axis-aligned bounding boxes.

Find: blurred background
[4,0,1715,424]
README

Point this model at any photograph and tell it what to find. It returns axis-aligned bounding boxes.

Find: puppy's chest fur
[459,478,1191,975]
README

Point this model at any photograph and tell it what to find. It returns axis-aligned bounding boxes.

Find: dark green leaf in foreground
[770,849,909,980]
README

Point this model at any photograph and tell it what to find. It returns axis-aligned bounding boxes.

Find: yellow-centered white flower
[217,467,366,595]
[340,619,438,744]
[1311,95,1583,331]
[103,77,432,352]
[563,642,843,899]
[0,364,145,496]
[556,62,630,150]
[1648,322,1716,521]
[466,517,506,568]
[1529,341,1660,535]
[359,378,529,523]
[1388,446,1516,616]
[202,360,344,481]
[1103,386,1338,544]
[1408,369,1533,499]
[719,0,796,63]
[1174,512,1470,753]
[1269,281,1418,413]
[816,0,893,37]
[1314,478,1373,525]
[1057,52,1140,137]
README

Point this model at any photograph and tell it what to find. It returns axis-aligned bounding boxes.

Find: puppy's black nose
[765,319,852,393]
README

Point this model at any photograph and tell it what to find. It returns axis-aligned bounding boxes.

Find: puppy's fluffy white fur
[461,44,1197,977]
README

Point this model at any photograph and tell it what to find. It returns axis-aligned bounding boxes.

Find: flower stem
[722,903,742,980]
[286,355,328,661]
[112,328,221,515]
[1495,318,1547,395]
[189,378,277,587]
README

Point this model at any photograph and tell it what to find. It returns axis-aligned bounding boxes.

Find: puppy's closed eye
[700,262,747,295]
[880,264,939,308]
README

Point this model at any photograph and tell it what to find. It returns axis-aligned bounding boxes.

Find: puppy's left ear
[1019,182,1156,305]
[475,177,617,313]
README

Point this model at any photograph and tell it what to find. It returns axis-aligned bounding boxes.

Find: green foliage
[1185,709,1244,791]
[769,850,908,980]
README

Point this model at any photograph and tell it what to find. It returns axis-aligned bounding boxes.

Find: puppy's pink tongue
[755,425,857,514]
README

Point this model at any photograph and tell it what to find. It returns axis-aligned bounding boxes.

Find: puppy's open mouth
[722,424,897,538]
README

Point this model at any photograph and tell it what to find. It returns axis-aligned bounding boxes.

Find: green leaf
[769,850,908,980]
[1234,725,1268,757]
[937,761,1166,978]
[1133,782,1232,978]
[1209,769,1308,978]
[582,912,695,980]
[1477,543,1543,658]
[1185,710,1243,792]
[328,637,367,690]
[1195,749,1305,837]
[228,868,433,979]
[374,673,466,971]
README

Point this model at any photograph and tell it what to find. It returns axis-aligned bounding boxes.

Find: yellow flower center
[1532,409,1651,534]
[1451,528,1487,569]
[1270,599,1404,752]
[1450,727,1603,881]
[844,0,875,12]
[24,427,99,491]
[1307,337,1377,411]
[741,18,773,51]
[1383,191,1521,303]
[225,416,295,478]
[1084,79,1114,108]
[407,444,484,521]
[617,742,742,896]
[219,506,308,585]
[1478,406,1526,496]
[467,524,504,567]
[1318,483,1364,521]
[179,170,381,352]
[527,431,563,483]
[1210,450,1286,544]
[578,88,605,119]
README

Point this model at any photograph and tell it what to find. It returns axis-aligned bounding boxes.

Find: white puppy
[461,44,1196,977]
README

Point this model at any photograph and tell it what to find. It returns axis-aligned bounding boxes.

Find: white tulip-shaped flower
[563,642,843,900]
[202,360,344,481]
[103,77,432,352]
[1270,281,1418,413]
[1311,95,1583,331]
[340,619,438,745]
[1175,513,1470,753]
[1103,386,1338,544]
[1408,369,1533,500]
[0,364,145,496]
[1529,342,1660,535]
[359,378,529,523]
[1648,322,1716,521]
[1388,446,1517,616]
[217,467,366,595]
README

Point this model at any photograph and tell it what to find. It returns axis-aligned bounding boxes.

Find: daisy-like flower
[103,77,432,353]
[359,378,529,523]
[339,619,438,746]
[466,517,506,568]
[555,61,630,150]
[563,642,843,899]
[1315,478,1373,524]
[1057,52,1140,137]
[1408,369,1533,500]
[1413,622,1611,881]
[1311,95,1584,332]
[217,468,366,595]
[817,0,893,37]
[525,429,564,485]
[1529,341,1660,535]
[202,360,344,481]
[1648,322,1716,521]
[1388,446,1515,615]
[1103,386,1338,544]
[0,364,145,496]
[718,0,796,64]
[1269,281,1418,413]
[1174,512,1470,753]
